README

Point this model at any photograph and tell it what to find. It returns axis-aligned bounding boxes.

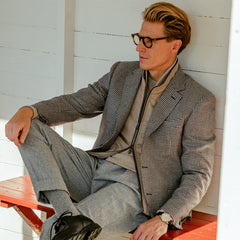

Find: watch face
[161,213,172,223]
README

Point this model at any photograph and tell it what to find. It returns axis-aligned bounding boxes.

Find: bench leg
[13,205,43,236]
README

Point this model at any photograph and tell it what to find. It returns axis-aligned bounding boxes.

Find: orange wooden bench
[0,175,55,236]
[0,175,217,239]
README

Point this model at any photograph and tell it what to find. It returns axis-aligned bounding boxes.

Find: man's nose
[136,39,146,52]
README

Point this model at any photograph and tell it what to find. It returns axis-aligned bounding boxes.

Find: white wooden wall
[0,0,232,239]
[0,0,59,239]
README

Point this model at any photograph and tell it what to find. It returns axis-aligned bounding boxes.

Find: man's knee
[21,118,48,148]
[28,118,51,137]
[30,118,45,130]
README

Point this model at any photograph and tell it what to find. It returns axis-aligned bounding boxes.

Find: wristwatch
[156,210,173,224]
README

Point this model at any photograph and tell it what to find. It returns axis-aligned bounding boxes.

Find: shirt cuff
[30,106,39,119]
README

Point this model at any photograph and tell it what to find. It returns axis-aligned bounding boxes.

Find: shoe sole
[83,225,102,240]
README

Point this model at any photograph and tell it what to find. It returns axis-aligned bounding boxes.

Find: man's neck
[149,58,177,81]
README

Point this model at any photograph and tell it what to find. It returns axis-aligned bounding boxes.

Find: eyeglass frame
[131,33,170,48]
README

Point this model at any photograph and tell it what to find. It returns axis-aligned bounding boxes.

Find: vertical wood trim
[217,1,240,239]
[56,0,75,142]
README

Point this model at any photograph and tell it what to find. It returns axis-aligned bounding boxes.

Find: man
[5,2,216,240]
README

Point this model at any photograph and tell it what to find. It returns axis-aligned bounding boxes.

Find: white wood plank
[0,209,25,240]
[0,48,56,78]
[165,0,231,18]
[75,0,231,35]
[72,129,97,150]
[0,122,24,175]
[0,162,24,181]
[74,57,114,90]
[74,32,136,61]
[0,23,56,54]
[0,139,23,167]
[73,115,102,137]
[0,228,37,240]
[75,0,143,35]
[0,94,39,120]
[179,44,228,75]
[0,0,58,28]
[189,16,230,47]
[0,71,57,100]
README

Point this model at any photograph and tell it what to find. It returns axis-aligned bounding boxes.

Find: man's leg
[41,182,148,240]
[76,160,149,240]
[40,160,148,240]
[19,119,97,210]
[19,119,102,239]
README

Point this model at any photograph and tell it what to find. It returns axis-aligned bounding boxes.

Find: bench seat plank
[0,175,217,239]
[0,175,54,235]
[0,175,54,213]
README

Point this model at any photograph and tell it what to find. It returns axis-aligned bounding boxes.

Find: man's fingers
[132,227,141,240]
[131,216,168,240]
[5,123,18,141]
[13,136,21,148]
[5,121,27,148]
[11,126,22,147]
[19,126,29,144]
[5,107,33,144]
[132,227,147,240]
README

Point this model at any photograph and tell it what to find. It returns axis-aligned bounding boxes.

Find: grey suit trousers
[19,119,148,239]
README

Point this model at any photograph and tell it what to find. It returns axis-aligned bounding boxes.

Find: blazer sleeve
[32,62,119,126]
[160,93,216,228]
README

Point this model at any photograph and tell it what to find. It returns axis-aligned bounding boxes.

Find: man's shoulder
[177,67,215,101]
[111,61,140,73]
[116,60,140,68]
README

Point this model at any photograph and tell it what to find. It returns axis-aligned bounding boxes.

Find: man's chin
[139,62,149,71]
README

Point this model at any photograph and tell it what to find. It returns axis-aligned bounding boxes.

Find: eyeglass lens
[133,34,152,48]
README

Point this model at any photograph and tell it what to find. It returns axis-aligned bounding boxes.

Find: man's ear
[172,39,182,53]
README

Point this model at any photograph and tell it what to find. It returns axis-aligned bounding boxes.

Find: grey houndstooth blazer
[33,61,216,228]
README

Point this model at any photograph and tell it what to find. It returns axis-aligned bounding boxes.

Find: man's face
[136,21,181,80]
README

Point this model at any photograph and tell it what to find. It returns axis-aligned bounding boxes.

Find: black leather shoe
[50,211,102,240]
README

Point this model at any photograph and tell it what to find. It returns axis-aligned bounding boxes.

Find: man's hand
[130,216,168,240]
[5,107,33,148]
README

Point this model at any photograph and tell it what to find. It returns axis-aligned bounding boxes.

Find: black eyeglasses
[131,33,170,48]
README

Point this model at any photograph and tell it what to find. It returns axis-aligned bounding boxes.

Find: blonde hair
[143,2,191,54]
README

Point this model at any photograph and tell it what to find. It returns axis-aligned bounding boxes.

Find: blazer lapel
[144,68,186,140]
[113,68,143,134]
